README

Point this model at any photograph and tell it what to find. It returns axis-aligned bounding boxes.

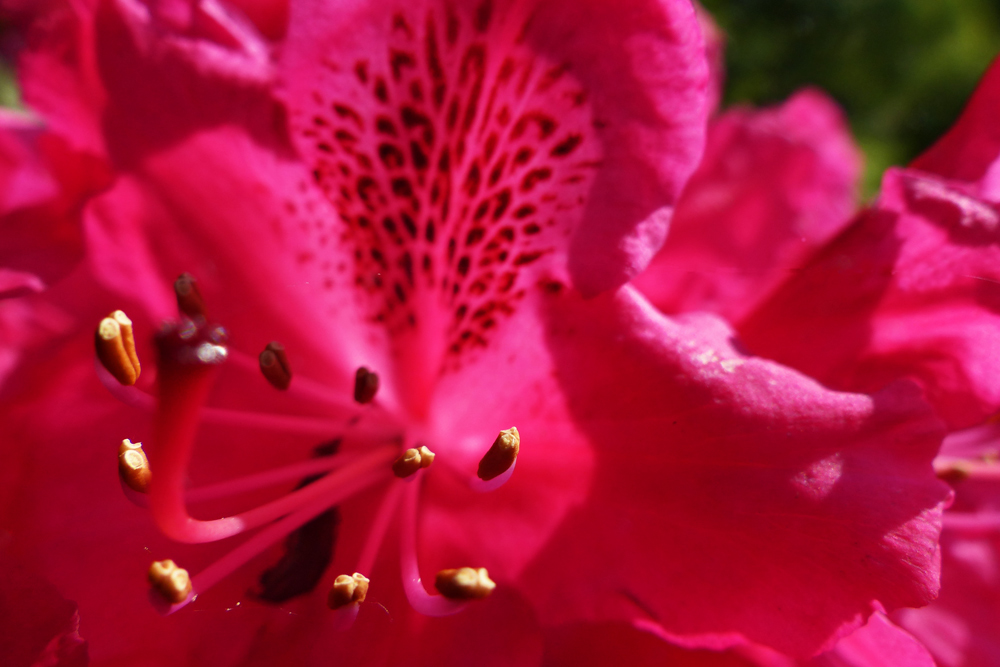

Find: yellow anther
[259,341,292,390]
[417,445,435,468]
[118,439,151,493]
[148,559,192,604]
[327,572,370,610]
[434,567,495,600]
[477,427,519,481]
[95,310,141,385]
[392,445,436,478]
[354,366,380,404]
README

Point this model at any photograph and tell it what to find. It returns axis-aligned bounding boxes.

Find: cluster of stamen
[97,273,517,621]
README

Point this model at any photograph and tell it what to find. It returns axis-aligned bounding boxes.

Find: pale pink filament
[399,474,466,617]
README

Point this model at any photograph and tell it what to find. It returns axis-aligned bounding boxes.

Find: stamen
[118,439,151,493]
[174,273,208,319]
[327,572,370,610]
[95,311,141,385]
[477,427,520,481]
[355,481,404,576]
[399,475,466,616]
[152,441,396,543]
[95,358,155,408]
[434,567,496,601]
[392,445,436,479]
[943,511,1000,531]
[229,349,371,411]
[259,341,292,390]
[161,460,391,614]
[934,456,1000,482]
[149,559,192,604]
[354,366,380,404]
[186,452,370,504]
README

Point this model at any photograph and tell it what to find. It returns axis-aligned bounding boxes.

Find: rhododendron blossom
[0,0,963,665]
[635,53,1000,667]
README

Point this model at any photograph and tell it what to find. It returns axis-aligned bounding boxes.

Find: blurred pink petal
[634,89,861,322]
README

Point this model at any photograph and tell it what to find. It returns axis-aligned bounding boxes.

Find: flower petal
[741,167,1000,429]
[634,89,861,322]
[910,55,1000,194]
[281,0,709,309]
[895,520,1000,667]
[421,284,949,656]
[0,549,88,667]
[0,110,110,298]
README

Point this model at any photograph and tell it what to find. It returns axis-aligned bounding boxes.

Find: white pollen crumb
[694,349,718,365]
[720,359,744,373]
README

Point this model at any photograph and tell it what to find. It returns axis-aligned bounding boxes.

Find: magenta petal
[910,56,1000,192]
[494,287,949,656]
[544,622,756,667]
[805,613,935,667]
[0,111,110,297]
[14,0,107,157]
[0,549,88,667]
[741,167,1000,429]
[281,0,709,299]
[895,525,1000,667]
[634,89,861,322]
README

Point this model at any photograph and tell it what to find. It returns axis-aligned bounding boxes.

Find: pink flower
[0,0,952,664]
[635,52,1000,666]
[633,87,862,323]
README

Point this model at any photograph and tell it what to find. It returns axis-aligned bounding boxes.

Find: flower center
[95,274,519,623]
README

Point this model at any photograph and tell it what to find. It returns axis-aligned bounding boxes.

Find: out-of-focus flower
[636,53,1000,666]
[0,0,955,665]
[633,87,862,323]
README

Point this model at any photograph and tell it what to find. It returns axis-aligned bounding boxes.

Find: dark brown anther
[354,366,380,404]
[95,310,141,385]
[174,273,208,319]
[259,341,292,390]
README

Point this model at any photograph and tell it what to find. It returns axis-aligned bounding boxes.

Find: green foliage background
[700,0,1000,196]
